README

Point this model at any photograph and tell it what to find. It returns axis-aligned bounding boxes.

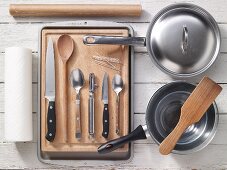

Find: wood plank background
[0,0,227,169]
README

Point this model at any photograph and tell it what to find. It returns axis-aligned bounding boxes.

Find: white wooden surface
[1,0,227,169]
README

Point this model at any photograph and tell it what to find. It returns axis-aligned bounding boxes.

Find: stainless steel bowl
[146,82,219,154]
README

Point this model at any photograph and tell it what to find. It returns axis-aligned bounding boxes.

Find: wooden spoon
[58,34,74,64]
[159,77,222,155]
[57,34,74,143]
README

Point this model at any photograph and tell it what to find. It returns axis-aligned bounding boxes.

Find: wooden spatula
[159,77,222,155]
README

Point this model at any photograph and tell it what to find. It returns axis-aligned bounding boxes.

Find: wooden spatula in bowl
[159,77,222,155]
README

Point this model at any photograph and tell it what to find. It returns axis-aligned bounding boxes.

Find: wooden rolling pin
[9,4,142,17]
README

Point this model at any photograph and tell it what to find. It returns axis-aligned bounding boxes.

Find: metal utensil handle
[83,35,146,46]
[75,98,81,139]
[89,96,94,136]
[116,95,120,135]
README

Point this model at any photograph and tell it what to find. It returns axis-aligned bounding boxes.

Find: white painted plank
[0,83,226,113]
[1,0,227,23]
[133,114,227,145]
[1,51,227,84]
[130,143,227,169]
[0,142,227,169]
[134,83,227,114]
[1,113,227,145]
[0,23,42,52]
[134,53,227,84]
[0,23,227,53]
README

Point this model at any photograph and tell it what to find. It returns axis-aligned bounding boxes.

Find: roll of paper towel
[4,47,33,142]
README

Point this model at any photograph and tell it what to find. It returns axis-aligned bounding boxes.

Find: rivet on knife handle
[45,101,56,142]
[102,104,109,138]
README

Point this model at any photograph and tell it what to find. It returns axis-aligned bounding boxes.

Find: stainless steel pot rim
[145,81,219,154]
[146,3,221,77]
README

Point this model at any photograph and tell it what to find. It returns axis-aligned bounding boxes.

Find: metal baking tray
[37,21,134,164]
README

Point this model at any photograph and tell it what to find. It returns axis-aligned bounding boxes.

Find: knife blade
[45,38,56,142]
[102,73,109,138]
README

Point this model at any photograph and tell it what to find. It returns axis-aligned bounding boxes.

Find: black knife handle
[45,101,56,142]
[102,104,109,138]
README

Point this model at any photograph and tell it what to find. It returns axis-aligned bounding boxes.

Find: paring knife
[102,73,109,138]
[89,73,97,138]
[45,38,56,142]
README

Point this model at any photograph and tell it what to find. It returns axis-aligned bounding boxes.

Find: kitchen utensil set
[69,71,124,139]
[41,3,222,158]
[45,36,124,141]
[82,4,222,155]
[40,25,131,160]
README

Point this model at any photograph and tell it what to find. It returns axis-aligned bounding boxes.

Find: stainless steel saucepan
[98,82,218,154]
[84,4,221,78]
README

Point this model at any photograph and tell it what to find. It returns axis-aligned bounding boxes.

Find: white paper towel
[4,47,33,142]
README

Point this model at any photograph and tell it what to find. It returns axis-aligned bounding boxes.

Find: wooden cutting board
[40,28,130,154]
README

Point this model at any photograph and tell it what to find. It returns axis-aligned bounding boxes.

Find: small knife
[102,73,109,138]
[45,38,56,142]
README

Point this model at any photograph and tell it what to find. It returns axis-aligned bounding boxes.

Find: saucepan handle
[98,125,147,154]
[83,35,146,46]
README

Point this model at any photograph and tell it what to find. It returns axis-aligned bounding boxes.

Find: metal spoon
[70,69,84,139]
[112,74,124,135]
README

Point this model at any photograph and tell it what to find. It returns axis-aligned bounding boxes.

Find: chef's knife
[45,38,56,142]
[102,73,109,138]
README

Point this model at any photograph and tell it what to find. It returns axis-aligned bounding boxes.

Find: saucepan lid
[146,4,221,77]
